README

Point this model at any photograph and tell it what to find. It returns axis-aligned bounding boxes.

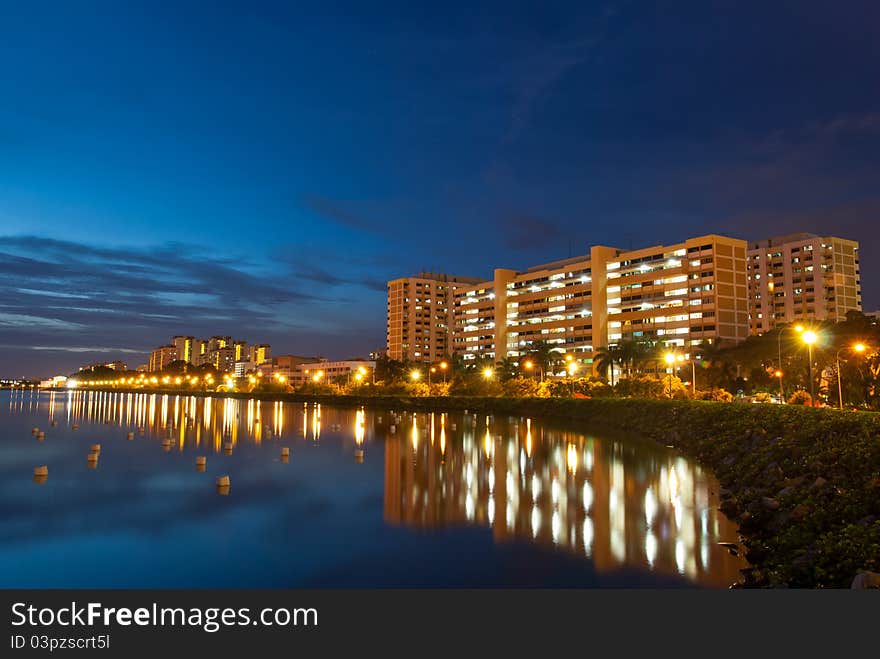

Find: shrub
[695,388,735,402]
[615,374,688,399]
[502,377,546,398]
[787,390,812,406]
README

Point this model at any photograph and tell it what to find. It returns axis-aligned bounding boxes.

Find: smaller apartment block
[748,233,861,334]
[386,272,483,362]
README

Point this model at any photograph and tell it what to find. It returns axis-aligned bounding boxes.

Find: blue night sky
[1,1,878,377]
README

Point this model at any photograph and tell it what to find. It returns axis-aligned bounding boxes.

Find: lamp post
[523,359,543,382]
[410,369,421,383]
[429,366,436,385]
[664,353,676,398]
[439,361,448,383]
[801,330,818,403]
[567,361,579,396]
[777,323,804,402]
[836,343,866,410]
[677,354,695,396]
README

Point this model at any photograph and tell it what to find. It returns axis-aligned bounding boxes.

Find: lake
[0,389,745,587]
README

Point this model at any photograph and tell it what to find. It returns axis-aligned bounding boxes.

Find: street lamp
[523,359,543,381]
[664,352,676,398]
[674,353,696,396]
[777,323,805,402]
[410,369,421,382]
[482,367,494,380]
[801,330,818,403]
[439,361,448,383]
[429,366,436,384]
[567,361,579,396]
[836,342,866,410]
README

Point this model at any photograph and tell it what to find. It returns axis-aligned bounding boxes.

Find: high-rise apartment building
[251,344,271,365]
[747,233,861,334]
[207,336,231,352]
[444,234,749,367]
[386,272,483,362]
[172,336,195,364]
[148,345,177,372]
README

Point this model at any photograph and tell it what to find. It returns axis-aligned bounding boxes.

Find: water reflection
[4,389,744,587]
[380,411,741,585]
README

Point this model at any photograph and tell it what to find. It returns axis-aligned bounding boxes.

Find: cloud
[498,215,565,251]
[302,195,383,234]
[0,235,336,375]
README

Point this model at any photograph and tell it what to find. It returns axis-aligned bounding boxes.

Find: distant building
[39,375,68,388]
[105,361,127,371]
[271,355,323,381]
[294,359,375,385]
[251,344,271,365]
[172,336,196,364]
[208,346,236,373]
[748,233,861,334]
[149,345,177,372]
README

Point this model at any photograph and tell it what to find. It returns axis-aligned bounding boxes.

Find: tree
[593,345,622,385]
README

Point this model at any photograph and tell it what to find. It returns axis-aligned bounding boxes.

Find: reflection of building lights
[566,443,577,473]
[675,540,686,575]
[645,488,657,527]
[668,466,680,502]
[582,518,593,557]
[646,532,658,568]
[582,481,593,511]
[531,506,541,538]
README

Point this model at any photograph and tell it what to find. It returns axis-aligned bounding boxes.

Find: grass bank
[80,388,880,587]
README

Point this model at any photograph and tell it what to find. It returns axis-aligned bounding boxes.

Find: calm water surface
[0,389,745,587]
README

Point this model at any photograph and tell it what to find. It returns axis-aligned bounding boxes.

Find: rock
[717,542,739,556]
[761,497,780,511]
[775,486,795,499]
[719,499,739,517]
[851,572,880,589]
[857,515,878,527]
[782,475,807,488]
[811,476,828,489]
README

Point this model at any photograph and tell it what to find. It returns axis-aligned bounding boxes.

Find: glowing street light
[410,369,421,382]
[482,367,494,380]
[836,342,867,410]
[777,323,806,401]
[664,352,677,398]
[801,330,818,402]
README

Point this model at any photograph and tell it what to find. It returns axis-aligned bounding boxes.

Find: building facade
[441,234,749,369]
[747,233,861,334]
[148,345,177,372]
[293,360,376,385]
[172,336,195,365]
[386,272,483,362]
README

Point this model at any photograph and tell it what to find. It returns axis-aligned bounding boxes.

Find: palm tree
[593,345,622,385]
[524,341,563,377]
